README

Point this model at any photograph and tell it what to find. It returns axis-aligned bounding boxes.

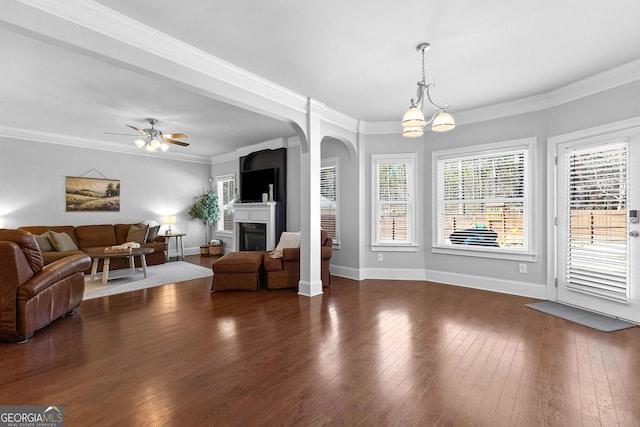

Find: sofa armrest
[263,252,283,272]
[19,254,91,298]
[282,247,300,261]
[321,246,332,260]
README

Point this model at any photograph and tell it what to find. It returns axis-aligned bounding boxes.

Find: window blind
[320,165,337,240]
[377,162,411,243]
[565,143,628,300]
[217,176,235,232]
[437,149,527,249]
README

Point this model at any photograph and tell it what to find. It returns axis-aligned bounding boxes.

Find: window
[216,174,235,234]
[372,153,417,250]
[434,138,534,257]
[321,158,339,246]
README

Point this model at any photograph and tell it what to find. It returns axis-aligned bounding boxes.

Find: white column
[298,98,323,297]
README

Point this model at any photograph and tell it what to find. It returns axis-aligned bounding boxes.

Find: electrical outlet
[519,263,527,274]
[377,253,384,262]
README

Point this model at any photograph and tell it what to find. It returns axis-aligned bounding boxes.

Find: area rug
[525,301,636,332]
[84,261,213,300]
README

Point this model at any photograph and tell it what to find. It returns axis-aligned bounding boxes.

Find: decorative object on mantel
[401,42,455,138]
[188,191,220,246]
[66,169,120,212]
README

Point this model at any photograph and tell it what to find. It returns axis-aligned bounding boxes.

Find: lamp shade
[402,125,424,138]
[431,111,455,132]
[402,106,425,128]
[163,215,176,225]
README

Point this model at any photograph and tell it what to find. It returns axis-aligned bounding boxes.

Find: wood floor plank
[1,255,640,426]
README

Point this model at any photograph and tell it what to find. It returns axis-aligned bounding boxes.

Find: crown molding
[14,0,308,117]
[366,58,640,133]
[0,126,212,164]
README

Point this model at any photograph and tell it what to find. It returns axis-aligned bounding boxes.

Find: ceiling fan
[107,118,189,152]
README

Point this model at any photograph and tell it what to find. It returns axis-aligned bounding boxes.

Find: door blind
[565,142,628,301]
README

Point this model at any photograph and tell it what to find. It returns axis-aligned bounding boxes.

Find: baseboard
[330,264,546,299]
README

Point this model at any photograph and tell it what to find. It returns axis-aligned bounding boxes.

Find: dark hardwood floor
[2,255,640,426]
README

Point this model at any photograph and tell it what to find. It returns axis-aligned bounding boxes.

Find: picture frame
[65,176,120,212]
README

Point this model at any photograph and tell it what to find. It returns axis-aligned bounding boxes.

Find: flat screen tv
[240,168,277,202]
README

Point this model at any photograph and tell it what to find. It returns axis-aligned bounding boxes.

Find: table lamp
[163,215,176,235]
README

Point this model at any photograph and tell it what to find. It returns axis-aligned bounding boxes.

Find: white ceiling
[2,0,640,161]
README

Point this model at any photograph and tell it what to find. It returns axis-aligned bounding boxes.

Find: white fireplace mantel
[233,202,277,250]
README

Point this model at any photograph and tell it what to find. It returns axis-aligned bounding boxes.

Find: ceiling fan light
[134,139,146,149]
[150,138,161,149]
[145,144,156,152]
[431,111,455,132]
[402,107,425,128]
[160,143,170,152]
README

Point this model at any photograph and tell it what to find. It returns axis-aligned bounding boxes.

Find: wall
[0,137,212,254]
[360,79,640,298]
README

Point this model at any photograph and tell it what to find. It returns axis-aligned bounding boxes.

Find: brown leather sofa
[0,229,91,342]
[263,230,332,289]
[18,224,167,272]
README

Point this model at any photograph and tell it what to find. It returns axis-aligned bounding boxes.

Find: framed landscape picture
[66,176,120,211]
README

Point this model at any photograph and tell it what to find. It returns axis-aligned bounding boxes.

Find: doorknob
[630,231,639,237]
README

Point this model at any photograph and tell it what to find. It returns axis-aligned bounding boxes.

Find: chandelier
[402,42,455,138]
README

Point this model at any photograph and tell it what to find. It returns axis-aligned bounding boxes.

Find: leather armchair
[0,229,91,342]
[263,230,332,289]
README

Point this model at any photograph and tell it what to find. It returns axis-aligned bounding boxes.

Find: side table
[164,232,186,261]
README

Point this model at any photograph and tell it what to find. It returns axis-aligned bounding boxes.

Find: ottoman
[211,251,264,291]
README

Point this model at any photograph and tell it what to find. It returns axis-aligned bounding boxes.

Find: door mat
[525,300,636,332]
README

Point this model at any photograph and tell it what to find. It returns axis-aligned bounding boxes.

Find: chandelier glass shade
[402,42,455,138]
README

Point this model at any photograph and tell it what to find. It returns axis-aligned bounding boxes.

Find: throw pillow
[146,225,160,243]
[270,231,300,258]
[47,230,79,252]
[275,231,300,251]
[126,224,149,244]
[35,232,55,252]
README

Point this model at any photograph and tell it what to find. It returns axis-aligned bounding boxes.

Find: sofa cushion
[35,232,55,252]
[18,226,79,247]
[126,224,149,244]
[76,225,117,248]
[48,230,79,252]
[146,225,160,243]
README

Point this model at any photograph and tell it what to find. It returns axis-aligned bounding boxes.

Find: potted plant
[188,191,220,252]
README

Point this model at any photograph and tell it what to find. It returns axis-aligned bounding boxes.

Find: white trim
[432,137,537,259]
[546,116,640,301]
[371,153,417,248]
[356,266,546,298]
[321,157,340,247]
[215,173,236,234]
[365,59,640,134]
[0,126,212,164]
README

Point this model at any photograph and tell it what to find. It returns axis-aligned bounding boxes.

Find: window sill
[371,244,418,252]
[432,245,537,262]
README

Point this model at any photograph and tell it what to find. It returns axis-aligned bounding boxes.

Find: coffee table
[85,247,155,285]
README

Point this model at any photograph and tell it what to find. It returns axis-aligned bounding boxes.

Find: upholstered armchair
[263,230,332,289]
[0,229,91,342]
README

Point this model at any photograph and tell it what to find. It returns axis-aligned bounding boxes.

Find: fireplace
[234,202,277,251]
[238,223,266,251]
